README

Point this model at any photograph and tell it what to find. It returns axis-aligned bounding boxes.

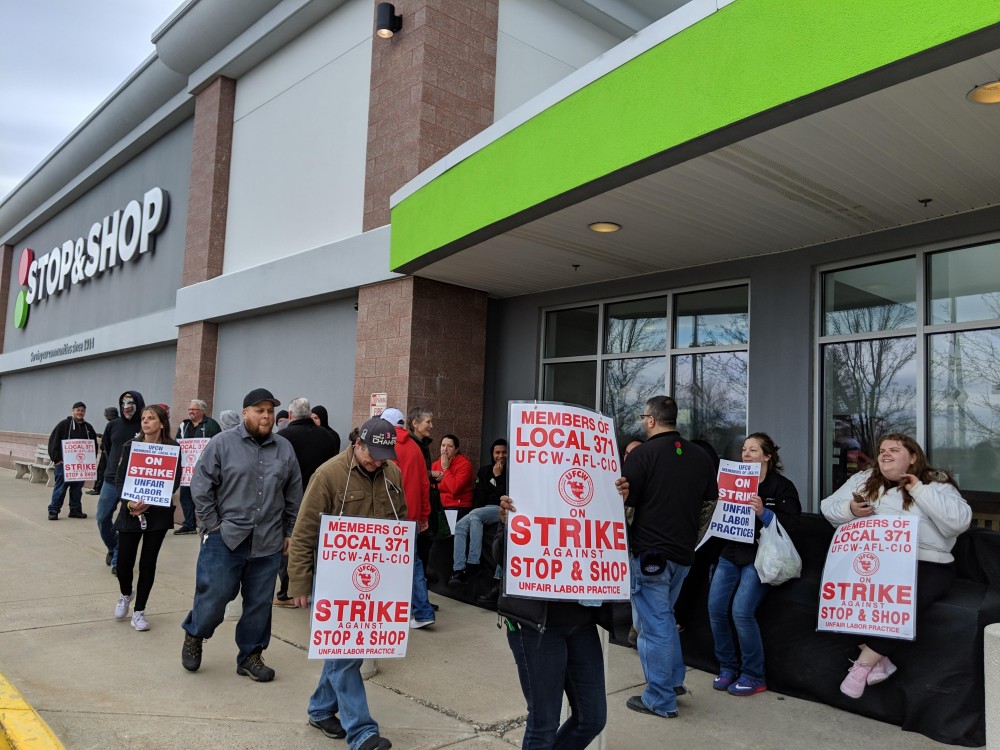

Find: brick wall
[364,0,499,230]
[353,276,488,465]
[171,77,236,417]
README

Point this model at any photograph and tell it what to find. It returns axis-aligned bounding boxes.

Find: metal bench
[28,446,55,486]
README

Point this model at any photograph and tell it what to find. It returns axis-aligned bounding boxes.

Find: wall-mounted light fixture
[967,80,1000,104]
[375,3,402,39]
[588,221,621,233]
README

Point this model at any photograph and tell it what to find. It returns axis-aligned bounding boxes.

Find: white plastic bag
[754,518,801,585]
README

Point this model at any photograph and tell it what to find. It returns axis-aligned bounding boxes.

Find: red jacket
[391,426,430,524]
[433,453,475,510]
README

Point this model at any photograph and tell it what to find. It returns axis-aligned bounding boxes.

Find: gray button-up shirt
[191,422,303,557]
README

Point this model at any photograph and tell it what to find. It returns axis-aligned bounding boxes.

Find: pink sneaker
[840,660,873,699]
[867,656,897,685]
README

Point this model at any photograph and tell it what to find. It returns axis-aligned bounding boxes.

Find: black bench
[678,513,1000,747]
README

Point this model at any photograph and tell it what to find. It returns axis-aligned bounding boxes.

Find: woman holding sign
[708,433,800,696]
[113,404,181,632]
[821,433,970,699]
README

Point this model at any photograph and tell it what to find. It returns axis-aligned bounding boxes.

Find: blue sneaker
[727,674,767,696]
[713,669,737,690]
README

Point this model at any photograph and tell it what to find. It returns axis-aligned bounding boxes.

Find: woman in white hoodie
[821,433,971,699]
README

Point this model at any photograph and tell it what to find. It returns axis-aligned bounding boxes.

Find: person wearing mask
[708,433,800,696]
[87,406,119,496]
[113,405,182,631]
[97,390,146,575]
[449,438,507,587]
[821,433,971,699]
[310,405,341,452]
[432,434,475,519]
[174,399,222,535]
[46,401,98,520]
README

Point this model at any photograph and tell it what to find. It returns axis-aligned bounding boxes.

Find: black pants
[117,529,168,611]
[863,560,955,659]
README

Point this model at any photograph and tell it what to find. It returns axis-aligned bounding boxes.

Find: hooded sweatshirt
[47,415,98,463]
[310,405,341,453]
[391,426,430,524]
[101,390,145,483]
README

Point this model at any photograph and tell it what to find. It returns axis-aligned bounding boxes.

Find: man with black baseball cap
[180,388,303,683]
[46,401,97,520]
[288,416,406,750]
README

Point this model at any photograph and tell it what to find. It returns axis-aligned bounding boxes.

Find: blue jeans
[630,555,689,716]
[96,481,119,566]
[309,659,379,750]
[178,486,197,530]
[708,557,770,681]
[506,619,607,750]
[453,505,500,569]
[411,555,435,622]
[48,464,83,514]
[181,531,282,665]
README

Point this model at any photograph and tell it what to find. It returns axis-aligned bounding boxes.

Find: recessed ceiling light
[968,81,1000,104]
[588,222,621,233]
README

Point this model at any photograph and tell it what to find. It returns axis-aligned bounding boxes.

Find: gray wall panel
[4,119,192,348]
[0,346,177,434]
[213,299,357,439]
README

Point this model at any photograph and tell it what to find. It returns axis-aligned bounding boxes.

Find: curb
[0,672,63,749]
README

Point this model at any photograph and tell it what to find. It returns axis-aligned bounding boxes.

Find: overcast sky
[0,0,181,201]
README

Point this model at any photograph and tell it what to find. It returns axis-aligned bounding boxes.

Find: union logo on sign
[853,551,880,577]
[77,453,86,462]
[352,563,380,592]
[557,468,594,508]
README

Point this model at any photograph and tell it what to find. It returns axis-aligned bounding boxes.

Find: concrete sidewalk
[0,468,946,749]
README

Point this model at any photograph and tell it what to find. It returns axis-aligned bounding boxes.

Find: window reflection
[928,244,1000,325]
[543,362,596,409]
[823,258,916,336]
[673,352,748,459]
[675,287,749,348]
[929,329,1000,493]
[602,357,666,446]
[604,297,667,354]
[822,338,917,495]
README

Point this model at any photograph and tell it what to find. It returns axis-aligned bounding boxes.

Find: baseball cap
[73,401,86,409]
[358,417,398,460]
[380,407,406,427]
[243,388,281,408]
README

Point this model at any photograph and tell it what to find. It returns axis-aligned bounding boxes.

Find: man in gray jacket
[180,388,303,682]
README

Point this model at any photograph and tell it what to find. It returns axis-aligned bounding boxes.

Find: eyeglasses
[638,414,652,420]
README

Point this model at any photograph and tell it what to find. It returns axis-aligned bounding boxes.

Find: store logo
[13,187,169,329]
[557,468,594,507]
[352,563,380,592]
[853,552,879,577]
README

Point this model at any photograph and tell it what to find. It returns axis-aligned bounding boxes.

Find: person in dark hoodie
[309,405,341,452]
[87,406,120,496]
[96,390,145,575]
[46,401,98,520]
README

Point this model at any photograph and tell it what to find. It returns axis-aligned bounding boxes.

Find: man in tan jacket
[288,416,405,750]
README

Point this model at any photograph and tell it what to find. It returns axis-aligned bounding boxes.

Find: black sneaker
[173,527,197,535]
[69,511,88,519]
[237,651,275,682]
[85,488,101,495]
[476,582,500,606]
[48,512,58,521]
[448,568,468,587]
[182,634,203,672]
[105,552,113,566]
[309,715,347,739]
[111,566,117,575]
[357,735,392,750]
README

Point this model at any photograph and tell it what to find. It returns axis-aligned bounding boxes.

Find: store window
[541,285,749,458]
[819,242,1000,506]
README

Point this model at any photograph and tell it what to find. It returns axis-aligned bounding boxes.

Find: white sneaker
[410,618,435,629]
[131,610,150,631]
[115,592,134,620]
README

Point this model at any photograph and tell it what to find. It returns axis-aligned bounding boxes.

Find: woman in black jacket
[707,433,800,696]
[113,404,181,631]
[495,496,610,750]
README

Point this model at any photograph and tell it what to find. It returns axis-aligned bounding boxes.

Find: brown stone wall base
[354,277,488,465]
[0,432,48,470]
